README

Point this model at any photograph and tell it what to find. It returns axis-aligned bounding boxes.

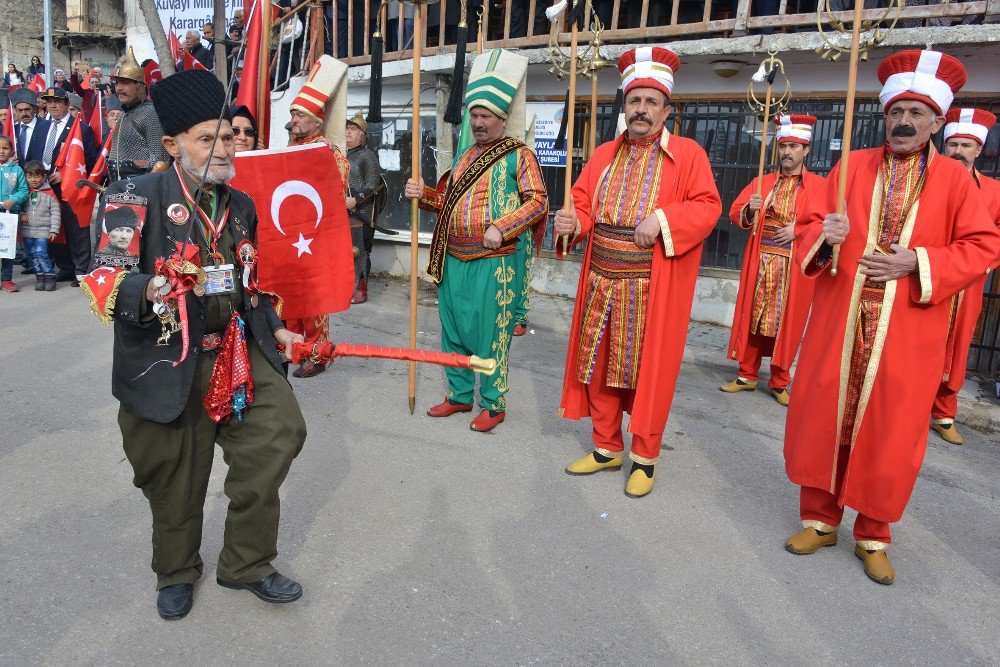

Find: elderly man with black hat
[40,85,99,283]
[81,68,308,620]
[345,110,382,303]
[108,47,170,183]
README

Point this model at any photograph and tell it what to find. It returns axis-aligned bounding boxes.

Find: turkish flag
[143,60,163,91]
[168,31,184,63]
[231,143,354,319]
[89,130,113,183]
[88,88,103,142]
[3,99,15,154]
[28,74,45,92]
[182,50,209,71]
[235,0,270,147]
[56,119,97,228]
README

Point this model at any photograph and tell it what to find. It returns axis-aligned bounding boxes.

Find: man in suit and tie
[39,87,98,282]
[12,88,52,166]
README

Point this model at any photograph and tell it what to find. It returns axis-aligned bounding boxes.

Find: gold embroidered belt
[861,282,887,303]
[760,221,793,257]
[446,232,518,262]
[590,224,652,280]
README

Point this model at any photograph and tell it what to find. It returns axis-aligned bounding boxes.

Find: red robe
[785,145,1000,521]
[940,170,1000,390]
[727,168,825,369]
[559,130,722,440]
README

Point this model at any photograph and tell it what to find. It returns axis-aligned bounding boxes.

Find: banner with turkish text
[231,143,353,319]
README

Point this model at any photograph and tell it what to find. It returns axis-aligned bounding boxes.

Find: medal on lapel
[167,203,189,225]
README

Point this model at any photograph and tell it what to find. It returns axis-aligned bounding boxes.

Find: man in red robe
[783,50,1000,585]
[722,114,825,406]
[930,107,1000,445]
[555,47,722,498]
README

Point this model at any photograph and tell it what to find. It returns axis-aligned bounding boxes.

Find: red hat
[943,107,996,146]
[877,49,966,115]
[291,55,340,122]
[773,114,817,145]
[617,47,681,99]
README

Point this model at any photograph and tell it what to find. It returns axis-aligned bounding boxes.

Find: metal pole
[43,0,52,85]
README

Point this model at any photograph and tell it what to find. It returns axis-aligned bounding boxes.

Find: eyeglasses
[233,127,256,137]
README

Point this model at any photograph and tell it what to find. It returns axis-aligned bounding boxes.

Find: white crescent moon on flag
[271,180,323,236]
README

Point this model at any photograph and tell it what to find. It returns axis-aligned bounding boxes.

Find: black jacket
[14,116,52,165]
[99,169,287,423]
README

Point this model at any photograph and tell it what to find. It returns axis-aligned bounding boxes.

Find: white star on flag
[95,275,106,285]
[76,164,87,175]
[292,232,314,257]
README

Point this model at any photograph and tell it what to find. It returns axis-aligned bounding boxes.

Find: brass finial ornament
[746,48,792,237]
[580,14,613,78]
[746,48,790,120]
[815,0,902,62]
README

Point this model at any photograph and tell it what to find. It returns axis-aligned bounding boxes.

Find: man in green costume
[405,49,548,432]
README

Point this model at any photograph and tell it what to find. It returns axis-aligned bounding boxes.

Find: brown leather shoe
[855,545,895,585]
[513,323,527,336]
[771,388,790,406]
[784,527,838,555]
[427,398,473,417]
[931,422,964,445]
[720,378,756,393]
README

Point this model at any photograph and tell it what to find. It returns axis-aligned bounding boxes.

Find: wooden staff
[408,5,424,415]
[588,69,599,156]
[257,0,272,133]
[559,3,580,257]
[830,0,867,277]
[752,65,778,237]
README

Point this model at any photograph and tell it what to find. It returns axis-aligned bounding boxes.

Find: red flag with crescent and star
[230,143,354,319]
[56,118,96,228]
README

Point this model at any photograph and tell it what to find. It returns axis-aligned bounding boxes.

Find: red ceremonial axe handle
[279,342,498,375]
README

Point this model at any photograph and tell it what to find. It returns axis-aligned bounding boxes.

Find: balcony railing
[300,0,997,69]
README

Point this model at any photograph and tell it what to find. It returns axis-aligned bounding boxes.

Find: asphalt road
[1,273,998,665]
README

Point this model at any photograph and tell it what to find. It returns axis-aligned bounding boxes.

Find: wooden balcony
[310,0,996,67]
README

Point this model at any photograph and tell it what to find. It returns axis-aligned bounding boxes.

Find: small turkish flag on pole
[231,143,354,319]
[168,31,184,63]
[57,119,97,228]
[182,50,209,71]
[88,88,103,142]
[28,74,46,92]
[143,60,163,91]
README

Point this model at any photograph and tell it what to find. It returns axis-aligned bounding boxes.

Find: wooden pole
[213,0,227,81]
[560,7,580,257]
[588,70,599,156]
[752,74,775,236]
[257,0,272,133]
[408,6,423,415]
[831,0,866,276]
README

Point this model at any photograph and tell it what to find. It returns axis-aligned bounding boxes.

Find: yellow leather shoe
[624,469,655,498]
[565,452,622,476]
[771,388,791,406]
[855,545,895,585]
[931,422,964,445]
[784,527,838,554]
[720,378,757,393]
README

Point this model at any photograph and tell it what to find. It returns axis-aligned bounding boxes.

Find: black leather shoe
[217,572,302,603]
[157,583,193,620]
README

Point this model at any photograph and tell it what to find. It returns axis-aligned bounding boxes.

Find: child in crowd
[0,135,28,293]
[20,161,61,291]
